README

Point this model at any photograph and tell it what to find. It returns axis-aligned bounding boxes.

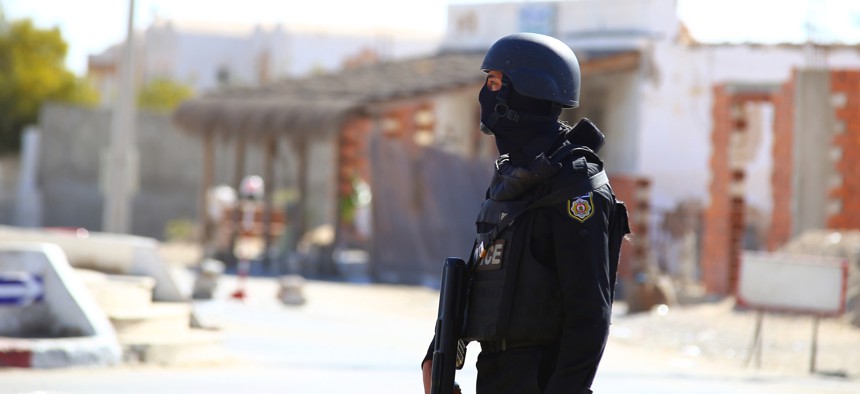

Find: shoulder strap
[529,170,608,209]
[479,170,609,249]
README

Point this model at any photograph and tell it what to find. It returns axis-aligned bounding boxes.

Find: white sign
[736,252,847,316]
[0,271,45,307]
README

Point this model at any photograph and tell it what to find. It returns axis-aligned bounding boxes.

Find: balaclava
[478,75,561,162]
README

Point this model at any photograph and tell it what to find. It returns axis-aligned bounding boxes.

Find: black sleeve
[543,158,614,393]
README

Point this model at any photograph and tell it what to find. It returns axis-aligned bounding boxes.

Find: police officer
[422,33,629,394]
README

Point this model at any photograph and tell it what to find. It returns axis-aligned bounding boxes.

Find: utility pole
[0,2,8,31]
[102,0,139,234]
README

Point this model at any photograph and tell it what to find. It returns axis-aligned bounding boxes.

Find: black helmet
[481,32,580,108]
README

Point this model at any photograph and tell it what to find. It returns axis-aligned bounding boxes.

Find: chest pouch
[464,199,525,340]
[475,199,529,264]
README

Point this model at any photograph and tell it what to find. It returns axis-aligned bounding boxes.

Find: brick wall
[336,116,373,243]
[338,116,373,200]
[337,102,438,236]
[337,101,436,202]
[828,70,860,229]
[703,86,774,296]
[609,174,649,284]
[704,70,860,297]
[702,85,734,295]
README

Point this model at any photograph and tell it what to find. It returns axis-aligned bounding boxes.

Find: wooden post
[754,311,763,369]
[810,315,820,374]
[262,135,277,272]
[294,136,309,246]
[744,310,764,369]
[198,131,215,258]
[228,136,247,263]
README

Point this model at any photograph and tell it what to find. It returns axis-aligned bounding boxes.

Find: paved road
[2,276,858,393]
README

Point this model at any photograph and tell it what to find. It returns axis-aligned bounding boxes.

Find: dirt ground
[609,298,860,378]
[158,241,860,381]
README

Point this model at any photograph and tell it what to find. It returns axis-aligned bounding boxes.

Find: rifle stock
[430,257,468,394]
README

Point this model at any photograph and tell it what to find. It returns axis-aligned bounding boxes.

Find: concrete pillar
[102,0,138,234]
[198,131,215,257]
[14,126,43,227]
[792,70,833,234]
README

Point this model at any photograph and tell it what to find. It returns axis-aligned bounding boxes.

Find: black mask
[478,79,561,157]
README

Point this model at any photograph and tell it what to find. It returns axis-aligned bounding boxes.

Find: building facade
[87,18,442,104]
[441,0,860,296]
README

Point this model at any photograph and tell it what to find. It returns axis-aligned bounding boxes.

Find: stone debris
[611,299,860,378]
[778,230,860,327]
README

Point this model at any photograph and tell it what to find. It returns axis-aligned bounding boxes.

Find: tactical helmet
[481,32,580,108]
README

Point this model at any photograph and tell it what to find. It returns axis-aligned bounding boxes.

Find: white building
[88,18,442,103]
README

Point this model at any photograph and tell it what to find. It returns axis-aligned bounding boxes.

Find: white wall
[744,103,776,217]
[444,0,678,51]
[148,21,292,91]
[444,3,523,51]
[642,42,860,212]
[104,20,441,96]
[639,40,716,211]
[557,0,677,39]
[601,71,642,175]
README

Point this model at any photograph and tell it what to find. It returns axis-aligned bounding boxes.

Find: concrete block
[0,226,189,304]
[191,259,224,300]
[81,272,156,316]
[119,328,225,366]
[277,275,306,306]
[0,243,122,368]
[110,302,191,338]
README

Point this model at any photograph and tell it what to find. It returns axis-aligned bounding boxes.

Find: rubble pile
[779,230,860,327]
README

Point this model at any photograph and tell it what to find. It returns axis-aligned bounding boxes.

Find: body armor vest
[461,120,626,343]
[462,195,562,342]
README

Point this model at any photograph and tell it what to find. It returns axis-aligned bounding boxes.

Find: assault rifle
[430,257,468,394]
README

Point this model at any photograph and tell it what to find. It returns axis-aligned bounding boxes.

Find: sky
[3,0,860,76]
[676,0,860,45]
[1,0,472,75]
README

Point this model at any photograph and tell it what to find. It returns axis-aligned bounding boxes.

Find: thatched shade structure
[174,53,487,140]
[171,52,488,270]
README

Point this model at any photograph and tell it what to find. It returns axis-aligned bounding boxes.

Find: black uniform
[425,32,629,394]
[425,123,629,394]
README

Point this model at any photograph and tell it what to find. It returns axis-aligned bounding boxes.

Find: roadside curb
[0,336,121,368]
[1,242,123,369]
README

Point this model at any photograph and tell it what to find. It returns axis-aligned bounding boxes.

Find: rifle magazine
[455,339,467,369]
